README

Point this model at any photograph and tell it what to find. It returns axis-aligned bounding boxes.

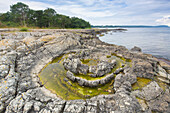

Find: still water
[99,28,170,60]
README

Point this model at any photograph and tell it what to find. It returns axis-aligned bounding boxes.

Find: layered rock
[66,70,114,87]
[63,56,89,75]
[0,29,169,113]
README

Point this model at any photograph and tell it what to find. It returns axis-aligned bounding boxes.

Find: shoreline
[0,27,169,64]
[99,28,170,65]
[0,28,169,113]
[157,57,170,65]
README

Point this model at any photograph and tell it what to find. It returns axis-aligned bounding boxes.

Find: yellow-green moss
[20,27,28,32]
[132,77,152,90]
[106,55,111,58]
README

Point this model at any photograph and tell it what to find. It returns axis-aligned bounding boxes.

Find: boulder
[141,81,163,100]
[96,61,116,77]
[157,65,170,84]
[114,73,137,91]
[63,58,89,75]
[132,59,155,79]
[89,66,97,73]
[131,46,142,52]
[78,64,89,75]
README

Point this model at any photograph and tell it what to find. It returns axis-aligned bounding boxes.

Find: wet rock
[131,46,142,52]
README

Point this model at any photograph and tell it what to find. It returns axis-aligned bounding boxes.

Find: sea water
[99,27,170,60]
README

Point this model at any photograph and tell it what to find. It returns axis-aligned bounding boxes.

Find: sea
[99,27,170,60]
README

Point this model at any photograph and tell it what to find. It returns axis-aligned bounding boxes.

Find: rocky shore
[0,29,169,113]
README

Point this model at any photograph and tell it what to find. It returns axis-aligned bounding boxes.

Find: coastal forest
[0,2,91,28]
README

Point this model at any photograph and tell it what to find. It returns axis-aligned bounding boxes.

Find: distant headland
[92,25,169,28]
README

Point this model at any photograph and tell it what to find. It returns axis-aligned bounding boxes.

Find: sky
[0,0,170,26]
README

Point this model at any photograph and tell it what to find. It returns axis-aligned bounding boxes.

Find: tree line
[0,2,91,28]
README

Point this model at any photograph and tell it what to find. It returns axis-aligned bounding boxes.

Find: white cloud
[0,0,57,13]
[0,0,170,25]
[156,15,170,26]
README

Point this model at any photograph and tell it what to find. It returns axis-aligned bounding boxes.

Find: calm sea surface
[99,28,170,60]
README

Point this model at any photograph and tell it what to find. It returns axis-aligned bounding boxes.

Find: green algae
[39,53,131,100]
[111,53,132,63]
[39,55,115,100]
[132,76,168,91]
[39,61,115,100]
[132,77,152,90]
[106,55,111,58]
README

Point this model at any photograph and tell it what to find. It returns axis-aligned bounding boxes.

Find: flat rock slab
[141,81,163,100]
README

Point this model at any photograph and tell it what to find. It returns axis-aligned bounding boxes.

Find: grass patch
[20,27,29,32]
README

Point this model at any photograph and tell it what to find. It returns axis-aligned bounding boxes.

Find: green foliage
[0,21,20,27]
[20,27,28,31]
[0,2,91,28]
[10,2,29,26]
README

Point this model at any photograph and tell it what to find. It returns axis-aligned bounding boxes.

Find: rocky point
[0,29,169,113]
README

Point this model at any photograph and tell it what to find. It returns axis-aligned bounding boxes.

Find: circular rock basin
[39,52,131,100]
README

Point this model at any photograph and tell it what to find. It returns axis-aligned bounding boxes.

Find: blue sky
[0,0,170,26]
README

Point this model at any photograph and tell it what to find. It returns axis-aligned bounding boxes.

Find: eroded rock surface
[0,29,169,113]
